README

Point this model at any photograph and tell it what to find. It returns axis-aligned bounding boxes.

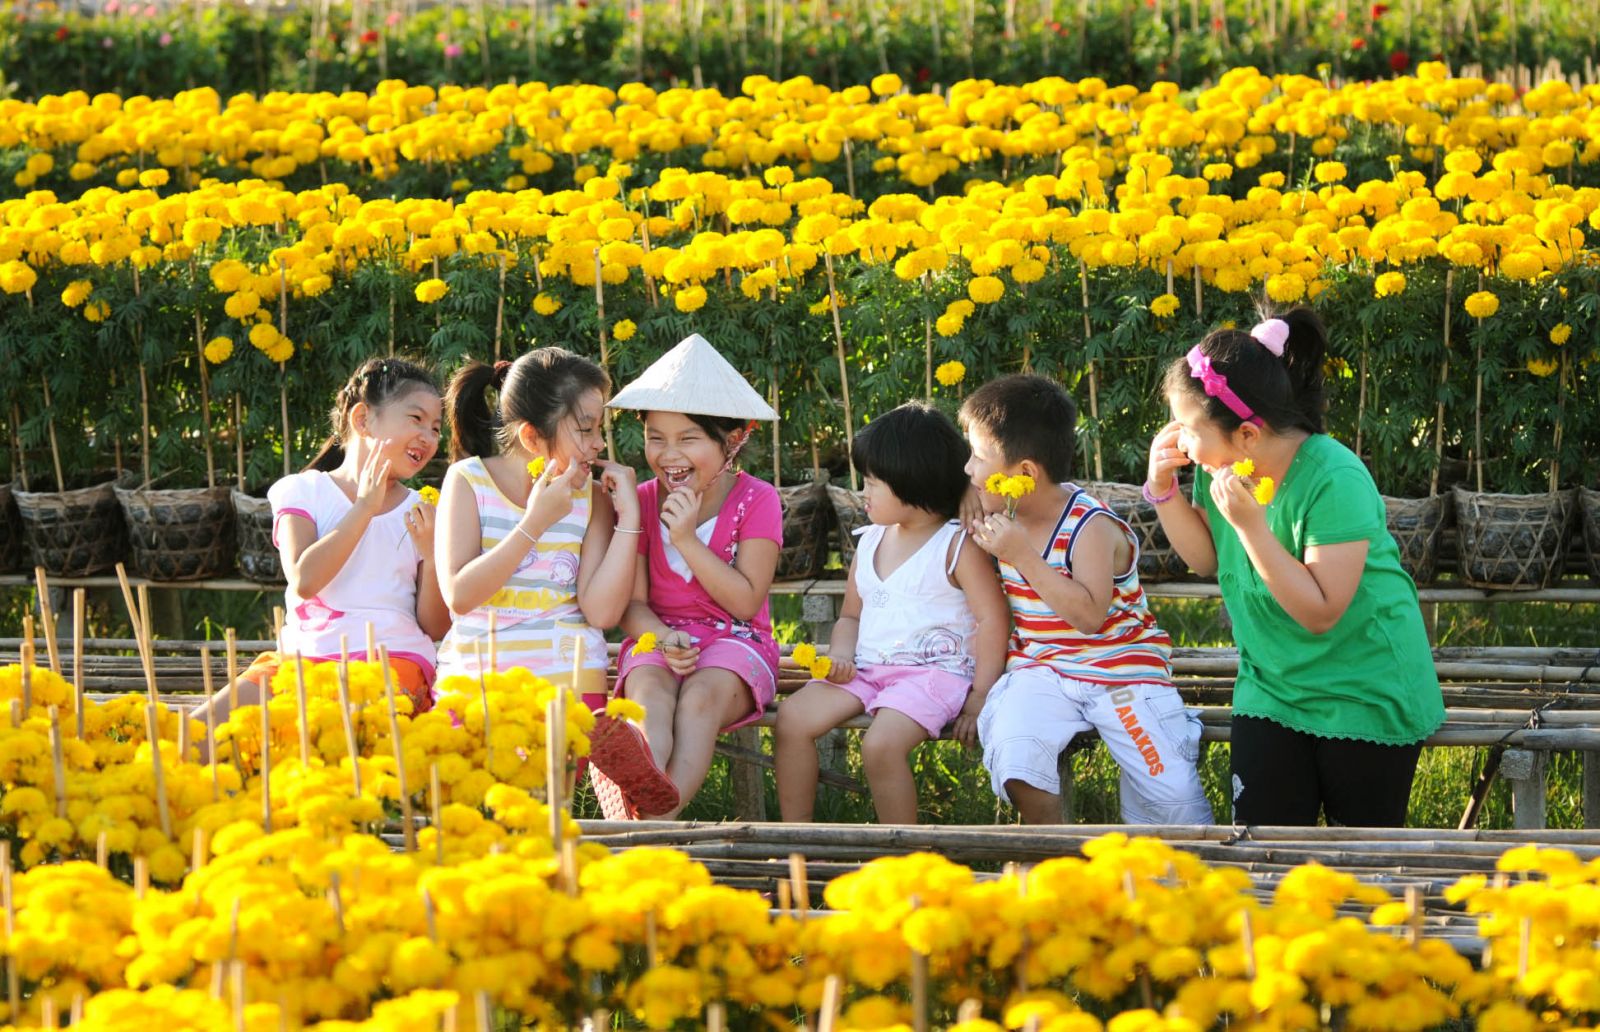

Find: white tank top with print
[852,521,976,679]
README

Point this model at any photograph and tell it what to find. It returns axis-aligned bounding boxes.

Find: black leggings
[1230,715,1422,827]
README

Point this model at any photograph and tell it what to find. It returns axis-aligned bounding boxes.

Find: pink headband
[1186,347,1262,426]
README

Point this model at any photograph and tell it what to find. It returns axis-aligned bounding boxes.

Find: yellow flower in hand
[984,473,1008,496]
[1000,475,1036,501]
[810,655,833,680]
[1231,459,1255,478]
[1253,476,1277,505]
[792,643,817,669]
[631,632,658,656]
[418,486,440,506]
[527,456,547,480]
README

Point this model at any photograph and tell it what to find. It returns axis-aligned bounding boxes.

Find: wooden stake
[34,567,60,674]
[493,254,507,362]
[2,843,17,1020]
[139,363,153,488]
[487,611,498,671]
[145,703,173,837]
[788,853,809,919]
[328,871,346,935]
[260,659,273,833]
[1240,908,1257,978]
[1431,268,1454,496]
[96,831,108,869]
[380,646,416,852]
[72,589,85,740]
[1078,258,1103,479]
[39,375,64,493]
[201,647,219,801]
[293,652,312,766]
[134,855,148,898]
[114,563,157,701]
[337,637,363,798]
[822,250,857,490]
[818,973,842,1032]
[19,626,32,713]
[234,395,246,491]
[474,990,492,1032]
[192,826,207,874]
[474,642,493,774]
[593,249,617,462]
[195,304,218,489]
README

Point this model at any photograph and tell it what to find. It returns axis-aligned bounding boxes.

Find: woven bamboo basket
[1382,495,1450,586]
[1081,481,1193,583]
[12,473,129,576]
[1580,487,1600,584]
[115,484,236,581]
[231,489,285,585]
[825,484,870,573]
[776,477,834,581]
[0,483,24,574]
[1451,487,1576,590]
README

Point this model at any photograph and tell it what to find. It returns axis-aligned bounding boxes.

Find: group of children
[197,310,1445,828]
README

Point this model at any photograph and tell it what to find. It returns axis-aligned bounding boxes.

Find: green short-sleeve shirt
[1194,434,1444,745]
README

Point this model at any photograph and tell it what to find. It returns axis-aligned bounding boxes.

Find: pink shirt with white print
[268,469,437,680]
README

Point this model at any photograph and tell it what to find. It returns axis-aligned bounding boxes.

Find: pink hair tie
[1186,346,1262,427]
[1250,318,1290,357]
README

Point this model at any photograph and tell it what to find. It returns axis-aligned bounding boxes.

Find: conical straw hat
[607,333,778,421]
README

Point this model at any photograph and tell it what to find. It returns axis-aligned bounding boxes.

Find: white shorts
[977,665,1213,825]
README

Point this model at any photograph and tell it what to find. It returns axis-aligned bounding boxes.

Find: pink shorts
[617,635,778,732]
[835,664,974,738]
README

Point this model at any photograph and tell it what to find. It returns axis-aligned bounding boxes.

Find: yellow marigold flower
[138,168,169,188]
[606,696,646,723]
[763,166,794,188]
[968,275,1005,304]
[997,475,1035,501]
[984,473,1008,496]
[1231,458,1255,477]
[1374,271,1406,298]
[414,278,449,304]
[1550,323,1572,345]
[674,284,708,312]
[60,280,93,307]
[1150,293,1180,318]
[249,323,279,351]
[1012,258,1046,284]
[264,336,294,363]
[1526,357,1558,377]
[83,300,110,322]
[1464,290,1499,319]
[533,292,562,316]
[792,643,817,669]
[1265,273,1306,303]
[935,313,965,337]
[417,486,440,506]
[1253,476,1277,505]
[810,654,833,680]
[526,456,547,480]
[613,319,637,341]
[1313,161,1347,184]
[115,168,139,187]
[870,73,903,96]
[1203,163,1234,181]
[630,632,658,656]
[223,291,261,319]
[203,336,234,364]
[0,260,38,295]
[935,361,966,387]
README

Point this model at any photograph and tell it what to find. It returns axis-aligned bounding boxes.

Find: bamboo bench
[5,635,1598,830]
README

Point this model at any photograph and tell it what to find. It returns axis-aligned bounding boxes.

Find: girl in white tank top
[774,403,1009,825]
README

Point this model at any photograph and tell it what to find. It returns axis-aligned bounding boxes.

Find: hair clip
[1250,318,1290,357]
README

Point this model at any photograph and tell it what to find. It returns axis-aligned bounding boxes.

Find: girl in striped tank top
[961,375,1212,826]
[436,348,680,816]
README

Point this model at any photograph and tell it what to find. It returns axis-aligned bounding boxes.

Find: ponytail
[307,357,439,472]
[1163,305,1329,435]
[445,360,506,463]
[446,348,609,463]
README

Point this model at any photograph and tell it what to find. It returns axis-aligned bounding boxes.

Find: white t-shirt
[268,470,437,679]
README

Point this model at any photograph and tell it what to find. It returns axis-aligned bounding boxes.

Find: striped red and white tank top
[999,484,1172,686]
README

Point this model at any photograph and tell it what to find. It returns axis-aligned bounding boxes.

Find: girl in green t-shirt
[1143,307,1444,828]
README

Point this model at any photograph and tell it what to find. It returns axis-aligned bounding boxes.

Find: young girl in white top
[775,402,1009,824]
[191,357,450,737]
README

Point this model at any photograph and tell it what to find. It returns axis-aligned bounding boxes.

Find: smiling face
[521,387,606,477]
[643,411,734,493]
[1168,388,1250,475]
[353,385,443,478]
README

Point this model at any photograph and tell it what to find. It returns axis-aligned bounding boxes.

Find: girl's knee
[774,697,815,742]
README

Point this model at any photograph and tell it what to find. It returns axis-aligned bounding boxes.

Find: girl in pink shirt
[606,334,781,819]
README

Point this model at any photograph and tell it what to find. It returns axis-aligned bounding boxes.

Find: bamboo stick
[49,705,66,818]
[3,843,17,1018]
[293,651,312,766]
[1430,268,1454,496]
[822,250,857,490]
[1078,258,1103,479]
[72,589,85,739]
[195,305,217,489]
[39,376,64,493]
[145,703,173,837]
[337,637,363,797]
[430,763,444,865]
[35,567,60,674]
[260,655,273,833]
[380,645,417,852]
[594,249,617,461]
[201,647,219,801]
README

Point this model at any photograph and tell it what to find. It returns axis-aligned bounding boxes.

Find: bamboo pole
[1430,269,1454,496]
[380,645,417,852]
[822,251,857,490]
[49,705,66,818]
[594,249,617,462]
[234,395,246,491]
[260,654,273,833]
[293,652,312,766]
[35,566,60,674]
[39,376,64,492]
[139,364,153,488]
[194,305,217,489]
[72,589,85,739]
[201,647,219,801]
[1079,258,1103,480]
[493,254,507,363]
[337,637,363,798]
[430,763,444,865]
[145,703,173,837]
[3,843,18,1017]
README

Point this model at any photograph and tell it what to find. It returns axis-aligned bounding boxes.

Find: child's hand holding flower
[792,642,840,682]
[417,485,440,506]
[1209,468,1270,534]
[520,455,575,536]
[985,472,1035,518]
[630,632,658,657]
[969,510,1029,565]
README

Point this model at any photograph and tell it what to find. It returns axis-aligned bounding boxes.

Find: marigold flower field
[0,657,1597,1029]
[2,65,1598,493]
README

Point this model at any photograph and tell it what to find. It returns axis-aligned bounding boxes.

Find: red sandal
[589,765,638,821]
[588,714,680,816]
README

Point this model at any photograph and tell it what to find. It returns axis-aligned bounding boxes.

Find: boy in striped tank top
[961,375,1212,826]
